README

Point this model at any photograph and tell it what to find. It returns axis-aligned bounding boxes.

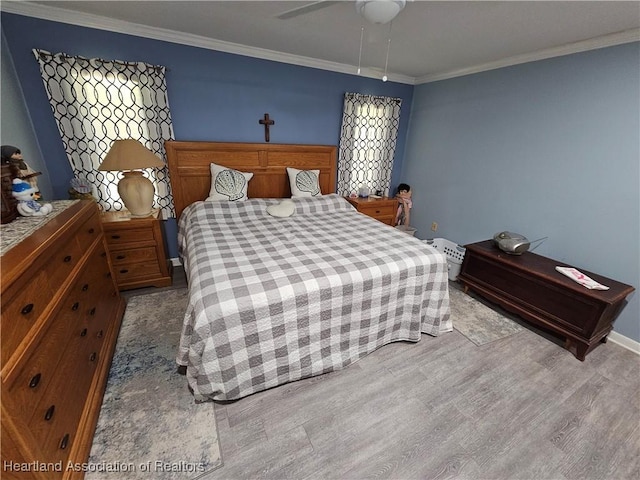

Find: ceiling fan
[277,0,407,24]
[276,1,340,20]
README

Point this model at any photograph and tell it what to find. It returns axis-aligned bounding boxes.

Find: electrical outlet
[431,222,438,232]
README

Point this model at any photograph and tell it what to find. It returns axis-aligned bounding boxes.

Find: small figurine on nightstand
[395,183,412,226]
[11,179,52,217]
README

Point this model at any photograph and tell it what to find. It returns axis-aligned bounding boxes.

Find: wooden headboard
[165,141,337,218]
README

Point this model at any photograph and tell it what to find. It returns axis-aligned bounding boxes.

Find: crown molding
[0,1,416,85]
[3,2,637,86]
[416,28,640,84]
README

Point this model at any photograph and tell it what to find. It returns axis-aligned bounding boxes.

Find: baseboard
[608,331,640,355]
[170,257,182,267]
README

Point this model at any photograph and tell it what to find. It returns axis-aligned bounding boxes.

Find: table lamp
[98,139,165,217]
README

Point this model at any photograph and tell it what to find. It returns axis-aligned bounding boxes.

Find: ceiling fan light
[356,0,406,24]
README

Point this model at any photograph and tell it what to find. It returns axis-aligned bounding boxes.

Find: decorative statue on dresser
[11,179,52,217]
[1,145,43,198]
[394,183,412,227]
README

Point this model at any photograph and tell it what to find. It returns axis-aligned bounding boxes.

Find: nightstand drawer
[110,246,158,265]
[105,227,155,246]
[371,214,395,226]
[346,197,398,225]
[114,262,162,283]
[357,203,396,219]
[358,203,396,225]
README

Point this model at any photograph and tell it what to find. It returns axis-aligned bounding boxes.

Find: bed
[165,141,451,401]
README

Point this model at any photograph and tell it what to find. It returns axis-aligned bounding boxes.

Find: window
[34,50,175,217]
[337,93,401,196]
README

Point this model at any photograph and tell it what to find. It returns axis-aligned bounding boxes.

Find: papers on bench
[555,266,609,290]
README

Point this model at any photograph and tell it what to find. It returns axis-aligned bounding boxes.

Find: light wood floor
[128,268,640,480]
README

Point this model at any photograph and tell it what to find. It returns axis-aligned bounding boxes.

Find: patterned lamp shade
[99,140,165,217]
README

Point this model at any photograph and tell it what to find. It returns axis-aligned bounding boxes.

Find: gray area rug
[448,282,525,345]
[87,289,221,480]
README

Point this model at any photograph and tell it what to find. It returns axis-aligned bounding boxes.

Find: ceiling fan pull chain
[383,21,392,82]
[357,26,364,75]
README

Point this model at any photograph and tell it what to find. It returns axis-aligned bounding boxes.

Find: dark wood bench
[457,240,635,360]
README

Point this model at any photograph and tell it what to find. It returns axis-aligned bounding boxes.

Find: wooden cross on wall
[259,113,275,142]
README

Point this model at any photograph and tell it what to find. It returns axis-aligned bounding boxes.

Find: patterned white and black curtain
[34,49,175,217]
[337,92,401,196]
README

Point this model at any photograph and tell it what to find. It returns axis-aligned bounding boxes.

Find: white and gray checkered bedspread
[176,194,451,401]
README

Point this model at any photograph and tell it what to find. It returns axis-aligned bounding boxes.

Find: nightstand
[101,209,172,290]
[346,196,398,226]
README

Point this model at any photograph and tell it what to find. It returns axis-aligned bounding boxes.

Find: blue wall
[1,12,413,257]
[402,43,639,342]
[1,31,52,200]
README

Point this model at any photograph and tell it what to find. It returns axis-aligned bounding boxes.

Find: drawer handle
[80,328,88,337]
[90,307,96,316]
[60,434,70,450]
[120,269,129,274]
[45,405,55,421]
[21,303,34,315]
[82,284,89,291]
[29,373,41,388]
[63,255,72,263]
[116,254,126,260]
[111,234,121,239]
[375,210,381,214]
[89,352,97,362]
[97,330,104,339]
[88,228,95,234]
[72,302,80,311]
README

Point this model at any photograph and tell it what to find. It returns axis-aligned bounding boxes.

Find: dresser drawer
[46,236,83,292]
[76,209,102,246]
[38,406,81,467]
[27,368,86,466]
[1,269,54,366]
[28,383,69,461]
[105,227,155,246]
[39,344,100,466]
[30,304,111,466]
[4,299,81,423]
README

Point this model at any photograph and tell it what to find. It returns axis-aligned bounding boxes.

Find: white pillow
[266,199,295,218]
[286,167,321,198]
[207,163,253,201]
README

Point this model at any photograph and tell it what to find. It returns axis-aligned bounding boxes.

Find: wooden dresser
[101,209,172,291]
[1,201,126,479]
[346,196,397,226]
[458,240,635,360]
